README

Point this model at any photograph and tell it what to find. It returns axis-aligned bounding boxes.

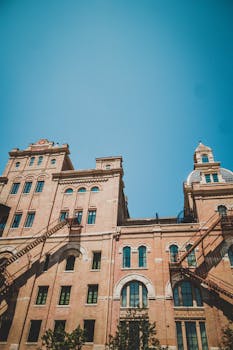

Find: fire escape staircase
[170,212,233,301]
[0,218,81,297]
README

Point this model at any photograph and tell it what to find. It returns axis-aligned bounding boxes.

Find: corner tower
[184,143,233,222]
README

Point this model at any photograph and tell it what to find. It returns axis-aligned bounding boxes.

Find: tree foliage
[105,310,167,350]
[41,325,86,350]
[220,322,233,350]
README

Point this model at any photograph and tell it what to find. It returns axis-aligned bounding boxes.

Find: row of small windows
[14,157,56,168]
[65,186,99,194]
[10,180,44,195]
[0,318,95,343]
[42,252,101,272]
[60,209,97,225]
[11,212,35,228]
[122,246,147,268]
[176,321,208,350]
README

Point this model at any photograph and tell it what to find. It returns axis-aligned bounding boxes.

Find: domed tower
[183,143,233,222]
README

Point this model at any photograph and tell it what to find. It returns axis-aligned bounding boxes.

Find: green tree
[41,325,86,350]
[105,310,167,350]
[220,322,233,350]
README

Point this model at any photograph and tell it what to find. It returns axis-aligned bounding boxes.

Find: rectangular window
[0,318,12,341]
[24,212,35,228]
[75,210,83,224]
[11,213,22,228]
[185,322,198,350]
[27,320,42,342]
[10,182,20,194]
[23,181,32,194]
[87,285,98,304]
[36,286,48,305]
[59,286,71,305]
[60,211,69,222]
[54,320,66,332]
[130,281,139,307]
[212,173,219,182]
[200,322,208,350]
[205,174,211,183]
[35,180,44,193]
[87,210,96,224]
[92,252,101,270]
[84,320,95,342]
[176,322,184,350]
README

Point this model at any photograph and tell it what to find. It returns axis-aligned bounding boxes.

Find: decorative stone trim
[113,273,156,300]
[58,178,108,185]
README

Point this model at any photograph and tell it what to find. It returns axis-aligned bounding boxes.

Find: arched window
[121,281,148,308]
[37,156,43,165]
[51,158,56,165]
[91,186,99,192]
[123,246,131,268]
[65,255,75,271]
[202,154,209,163]
[138,246,147,267]
[173,281,203,307]
[29,157,35,166]
[186,244,196,267]
[65,188,73,194]
[169,244,178,263]
[15,162,20,168]
[228,245,233,266]
[218,205,227,216]
[78,187,86,193]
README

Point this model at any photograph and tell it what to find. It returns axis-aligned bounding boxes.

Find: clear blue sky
[0,0,233,218]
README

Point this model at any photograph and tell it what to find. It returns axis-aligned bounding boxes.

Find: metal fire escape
[0,218,81,298]
[170,212,233,301]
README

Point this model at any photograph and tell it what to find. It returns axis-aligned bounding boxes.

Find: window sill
[120,306,149,309]
[57,305,70,307]
[64,270,75,273]
[121,267,148,270]
[85,303,97,306]
[174,306,204,309]
[34,304,46,307]
[90,269,100,272]
[25,342,38,345]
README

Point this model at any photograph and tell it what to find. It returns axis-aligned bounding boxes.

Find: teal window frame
[10,182,20,194]
[24,212,35,228]
[123,246,131,268]
[23,181,32,194]
[35,180,44,193]
[11,213,22,228]
[87,210,96,224]
[138,246,147,267]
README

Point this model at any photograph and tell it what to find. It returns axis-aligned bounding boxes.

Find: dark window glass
[202,154,209,163]
[43,255,50,271]
[10,182,20,194]
[27,320,42,342]
[60,211,68,222]
[65,256,75,271]
[87,285,98,304]
[181,281,193,307]
[185,322,198,350]
[228,246,233,266]
[23,181,32,194]
[87,210,96,224]
[0,318,12,341]
[24,212,35,228]
[205,174,211,183]
[0,216,7,232]
[36,286,48,305]
[92,252,101,270]
[186,244,196,267]
[138,246,147,267]
[59,286,71,305]
[78,187,86,193]
[65,188,73,194]
[51,158,56,165]
[212,173,219,182]
[75,211,83,224]
[84,320,95,342]
[170,244,178,263]
[194,286,203,306]
[54,320,66,333]
[123,246,131,268]
[29,157,35,166]
[121,281,148,308]
[11,213,22,228]
[91,186,99,192]
[37,156,43,165]
[176,322,184,350]
[218,205,227,216]
[35,181,44,193]
[200,322,208,350]
[15,162,20,168]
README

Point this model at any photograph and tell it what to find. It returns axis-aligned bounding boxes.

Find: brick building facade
[0,139,232,350]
